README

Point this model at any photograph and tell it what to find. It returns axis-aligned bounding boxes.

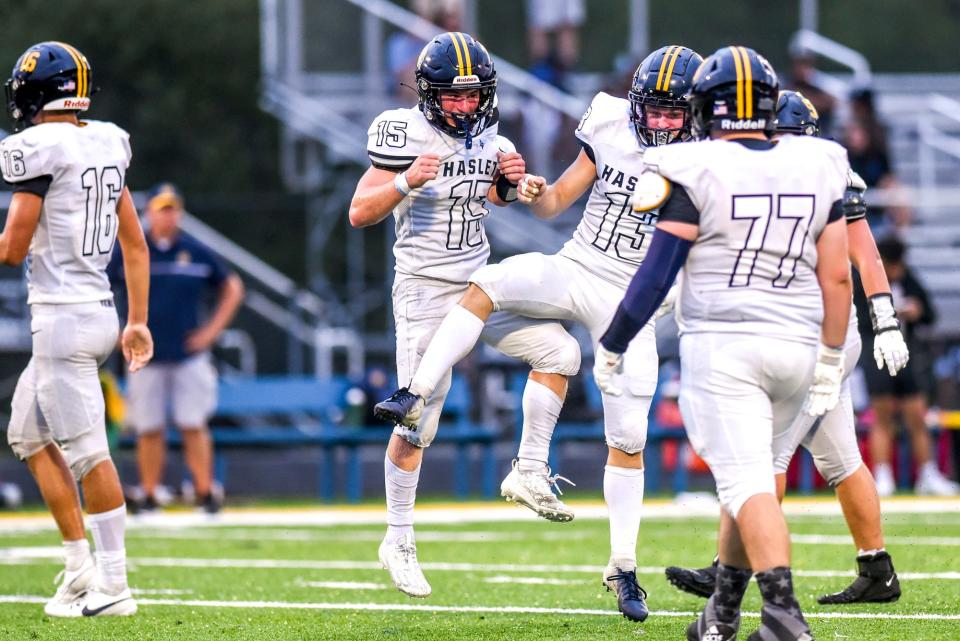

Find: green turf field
[0,501,958,640]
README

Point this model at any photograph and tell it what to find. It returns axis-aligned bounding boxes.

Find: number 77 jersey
[643,134,849,345]
[0,120,131,304]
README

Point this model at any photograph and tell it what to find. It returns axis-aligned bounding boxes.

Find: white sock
[920,461,941,480]
[858,547,885,557]
[63,538,90,572]
[409,305,485,398]
[874,462,894,482]
[517,379,563,474]
[87,504,128,593]
[385,454,420,542]
[604,465,645,568]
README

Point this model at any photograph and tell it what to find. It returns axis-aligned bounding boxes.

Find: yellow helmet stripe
[655,46,676,91]
[455,32,472,76]
[738,46,753,120]
[730,46,744,119]
[660,46,683,92]
[448,32,465,77]
[53,42,86,98]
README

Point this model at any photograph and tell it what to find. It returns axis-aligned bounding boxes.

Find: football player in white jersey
[665,91,909,607]
[349,32,581,598]
[374,44,703,621]
[594,47,853,641]
[1,42,152,617]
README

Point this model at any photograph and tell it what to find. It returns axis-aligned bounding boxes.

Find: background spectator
[855,235,957,496]
[109,184,245,514]
[787,52,837,135]
[385,0,464,99]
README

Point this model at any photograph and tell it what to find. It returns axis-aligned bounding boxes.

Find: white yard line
[0,594,957,621]
[792,534,960,546]
[483,576,588,586]
[1,497,958,531]
[0,549,957,580]
[294,580,387,590]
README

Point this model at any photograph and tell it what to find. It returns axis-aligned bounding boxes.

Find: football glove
[804,343,845,417]
[869,293,910,375]
[593,343,624,397]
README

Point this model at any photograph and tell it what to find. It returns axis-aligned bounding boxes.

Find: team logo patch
[176,250,192,266]
[59,80,76,92]
[713,102,729,116]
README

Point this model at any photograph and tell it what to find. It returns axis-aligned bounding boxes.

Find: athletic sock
[517,379,563,474]
[409,305,484,398]
[63,538,90,572]
[87,505,128,593]
[385,454,420,542]
[604,465,645,568]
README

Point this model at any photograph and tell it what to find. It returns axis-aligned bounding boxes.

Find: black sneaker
[197,492,222,515]
[603,564,649,622]
[373,387,424,428]
[817,551,901,604]
[128,494,159,515]
[667,559,718,599]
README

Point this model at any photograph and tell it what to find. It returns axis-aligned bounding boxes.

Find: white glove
[869,293,910,376]
[593,343,624,396]
[804,343,845,417]
[874,330,910,376]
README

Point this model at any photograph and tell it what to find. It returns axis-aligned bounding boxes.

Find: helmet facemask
[419,78,496,146]
[629,90,692,146]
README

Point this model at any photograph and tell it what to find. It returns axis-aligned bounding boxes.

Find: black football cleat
[817,550,901,604]
[373,387,424,429]
[666,559,718,599]
[603,565,649,622]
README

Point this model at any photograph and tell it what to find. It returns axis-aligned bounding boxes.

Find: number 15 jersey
[367,107,514,284]
[1,120,131,304]
[644,135,849,345]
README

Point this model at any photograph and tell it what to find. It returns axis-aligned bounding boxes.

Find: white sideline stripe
[792,534,960,546]
[484,576,586,586]
[295,580,386,590]
[132,589,194,595]
[1,550,958,580]
[2,497,959,531]
[0,595,958,621]
[122,529,593,543]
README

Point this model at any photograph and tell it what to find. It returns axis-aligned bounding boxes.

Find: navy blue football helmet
[5,41,93,131]
[629,45,703,146]
[775,90,820,137]
[689,46,779,139]
[415,32,496,146]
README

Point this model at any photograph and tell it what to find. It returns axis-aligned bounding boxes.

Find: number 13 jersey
[366,107,514,284]
[644,135,849,345]
[1,120,131,304]
[559,92,656,291]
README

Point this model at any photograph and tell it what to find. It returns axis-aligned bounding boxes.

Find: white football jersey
[559,92,656,290]
[366,107,513,284]
[645,135,849,345]
[1,120,131,304]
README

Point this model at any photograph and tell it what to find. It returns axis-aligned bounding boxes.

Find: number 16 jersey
[366,107,514,284]
[1,120,131,304]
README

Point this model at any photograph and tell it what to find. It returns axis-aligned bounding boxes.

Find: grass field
[0,498,958,640]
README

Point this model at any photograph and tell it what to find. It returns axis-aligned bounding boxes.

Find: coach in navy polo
[108,184,244,514]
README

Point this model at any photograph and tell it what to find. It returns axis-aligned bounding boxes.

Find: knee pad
[602,392,651,454]
[62,428,111,480]
[528,327,581,376]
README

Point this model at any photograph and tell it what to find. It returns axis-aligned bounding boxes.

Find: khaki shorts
[125,352,218,433]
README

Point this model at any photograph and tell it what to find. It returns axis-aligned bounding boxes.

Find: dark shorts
[860,338,921,398]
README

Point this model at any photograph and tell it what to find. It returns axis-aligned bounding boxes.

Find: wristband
[868,293,899,333]
[496,174,518,202]
[394,171,412,197]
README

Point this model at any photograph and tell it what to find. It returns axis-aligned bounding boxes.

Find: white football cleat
[500,459,575,522]
[44,555,96,617]
[379,533,431,598]
[916,469,960,496]
[68,586,137,617]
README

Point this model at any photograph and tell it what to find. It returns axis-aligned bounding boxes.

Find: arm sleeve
[366,110,421,171]
[11,175,52,197]
[600,230,692,353]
